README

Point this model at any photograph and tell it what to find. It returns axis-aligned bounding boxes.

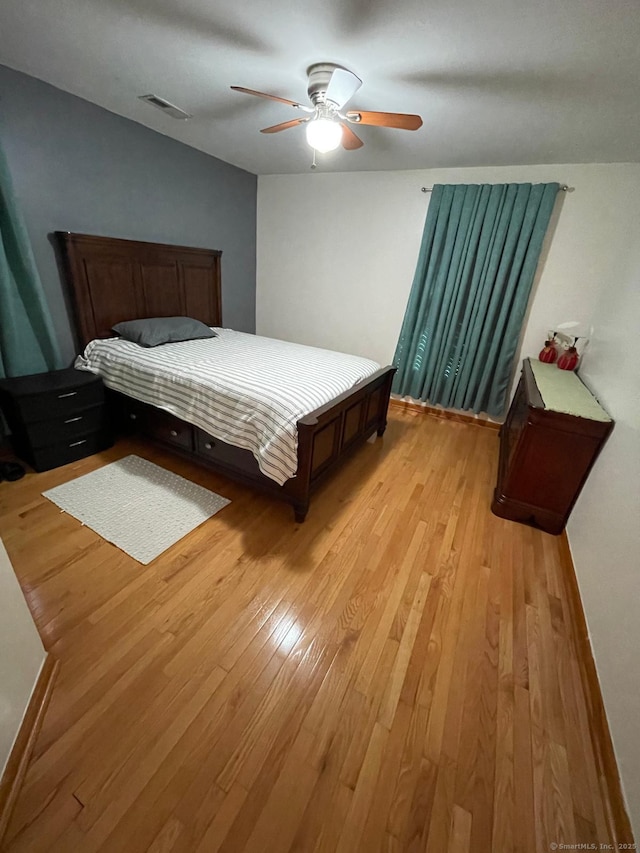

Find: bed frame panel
[57,232,222,344]
[57,232,394,521]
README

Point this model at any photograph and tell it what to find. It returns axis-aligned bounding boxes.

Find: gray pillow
[112,317,217,347]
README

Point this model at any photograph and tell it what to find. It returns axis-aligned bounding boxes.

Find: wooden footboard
[283,366,395,520]
[108,366,395,522]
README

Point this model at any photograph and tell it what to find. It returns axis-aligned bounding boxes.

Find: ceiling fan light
[306,119,342,153]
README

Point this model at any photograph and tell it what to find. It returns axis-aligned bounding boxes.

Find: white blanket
[75,329,380,484]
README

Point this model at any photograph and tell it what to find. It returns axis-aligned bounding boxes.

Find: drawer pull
[170,429,178,437]
[57,391,78,399]
[69,439,87,448]
[204,442,214,450]
[129,413,137,420]
[64,416,83,424]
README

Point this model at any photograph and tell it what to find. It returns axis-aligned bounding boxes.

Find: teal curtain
[0,134,61,379]
[393,182,559,416]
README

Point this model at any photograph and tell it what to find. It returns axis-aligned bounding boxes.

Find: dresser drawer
[30,429,113,473]
[194,428,260,475]
[146,411,193,451]
[115,398,193,451]
[27,404,107,448]
[117,397,147,433]
[18,381,104,423]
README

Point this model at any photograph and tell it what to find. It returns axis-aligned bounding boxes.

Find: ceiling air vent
[138,94,192,120]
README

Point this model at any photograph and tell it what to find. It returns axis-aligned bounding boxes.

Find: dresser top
[528,359,611,422]
[0,367,99,398]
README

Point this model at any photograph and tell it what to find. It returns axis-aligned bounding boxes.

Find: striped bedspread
[75,329,381,485]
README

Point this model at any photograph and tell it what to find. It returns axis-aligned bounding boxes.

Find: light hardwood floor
[0,409,622,852]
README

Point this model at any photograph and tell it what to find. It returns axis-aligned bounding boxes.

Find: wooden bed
[57,232,395,521]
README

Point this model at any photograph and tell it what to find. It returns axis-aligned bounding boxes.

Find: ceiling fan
[231,63,423,154]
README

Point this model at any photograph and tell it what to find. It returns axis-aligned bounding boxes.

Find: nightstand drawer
[18,381,104,423]
[27,404,107,448]
[30,429,113,472]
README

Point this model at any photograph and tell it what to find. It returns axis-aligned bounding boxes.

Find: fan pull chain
[310,148,317,170]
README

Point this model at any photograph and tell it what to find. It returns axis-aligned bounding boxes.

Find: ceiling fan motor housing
[307,62,343,106]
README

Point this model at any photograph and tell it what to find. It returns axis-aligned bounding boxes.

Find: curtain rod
[421,184,571,193]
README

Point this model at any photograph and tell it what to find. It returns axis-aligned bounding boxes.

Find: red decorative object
[557,346,579,371]
[538,340,558,363]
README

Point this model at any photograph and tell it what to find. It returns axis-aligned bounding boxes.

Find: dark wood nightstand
[0,368,112,472]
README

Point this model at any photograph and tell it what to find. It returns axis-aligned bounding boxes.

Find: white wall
[257,161,640,833]
[0,537,46,777]
[567,171,640,833]
[257,163,637,369]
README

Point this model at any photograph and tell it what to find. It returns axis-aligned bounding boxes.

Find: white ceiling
[1,0,639,175]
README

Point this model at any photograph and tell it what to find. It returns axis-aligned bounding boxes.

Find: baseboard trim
[389,398,501,430]
[558,533,634,844]
[0,653,59,843]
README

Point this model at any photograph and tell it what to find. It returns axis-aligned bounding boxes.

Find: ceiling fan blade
[341,123,364,150]
[346,110,423,130]
[231,86,303,108]
[260,118,309,134]
[325,68,362,108]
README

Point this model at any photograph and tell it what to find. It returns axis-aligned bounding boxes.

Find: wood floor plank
[493,531,515,853]
[290,693,358,852]
[378,572,432,729]
[2,786,82,853]
[513,684,536,853]
[0,413,627,852]
[424,756,457,853]
[73,665,228,851]
[386,702,431,840]
[194,785,248,853]
[335,721,389,853]
[358,700,414,851]
[145,816,185,853]
[240,728,319,853]
[448,803,472,853]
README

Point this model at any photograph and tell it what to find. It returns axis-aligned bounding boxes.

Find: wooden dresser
[0,368,112,472]
[491,358,613,534]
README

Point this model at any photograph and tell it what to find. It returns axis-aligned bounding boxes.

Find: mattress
[75,328,381,485]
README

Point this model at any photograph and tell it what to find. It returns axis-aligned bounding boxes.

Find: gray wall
[0,64,257,364]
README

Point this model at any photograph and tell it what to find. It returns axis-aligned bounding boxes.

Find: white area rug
[42,455,230,564]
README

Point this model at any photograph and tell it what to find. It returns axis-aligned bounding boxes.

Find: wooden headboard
[57,232,222,348]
